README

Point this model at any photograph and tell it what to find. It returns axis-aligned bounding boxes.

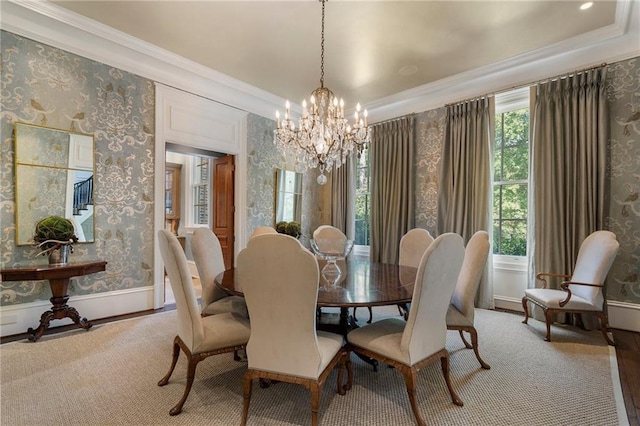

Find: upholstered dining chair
[346,233,465,426]
[237,233,352,426]
[157,230,251,416]
[446,230,491,369]
[191,227,247,318]
[522,230,619,345]
[395,228,435,321]
[249,225,277,239]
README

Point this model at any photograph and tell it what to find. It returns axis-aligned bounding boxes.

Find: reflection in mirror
[14,122,95,246]
[274,169,302,224]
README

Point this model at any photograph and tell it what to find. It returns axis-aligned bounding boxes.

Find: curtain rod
[444,62,607,107]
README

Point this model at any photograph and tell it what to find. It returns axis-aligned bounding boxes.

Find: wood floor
[1,309,638,425]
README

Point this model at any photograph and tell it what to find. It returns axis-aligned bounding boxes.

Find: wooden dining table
[214,259,417,370]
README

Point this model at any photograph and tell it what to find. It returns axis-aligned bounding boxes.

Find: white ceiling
[49,0,625,110]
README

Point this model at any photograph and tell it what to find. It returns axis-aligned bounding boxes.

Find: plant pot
[48,245,70,265]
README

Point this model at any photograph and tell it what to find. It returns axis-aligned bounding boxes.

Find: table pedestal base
[317,307,379,371]
[27,278,93,342]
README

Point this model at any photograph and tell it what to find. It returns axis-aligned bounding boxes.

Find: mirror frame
[14,122,96,246]
[274,168,303,225]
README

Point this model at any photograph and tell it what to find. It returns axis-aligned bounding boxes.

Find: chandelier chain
[320,0,325,88]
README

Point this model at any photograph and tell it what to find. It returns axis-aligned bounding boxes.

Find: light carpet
[0,306,628,425]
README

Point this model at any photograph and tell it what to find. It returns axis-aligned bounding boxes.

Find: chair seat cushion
[202,296,248,318]
[196,312,251,354]
[347,317,408,364]
[316,331,345,375]
[445,305,472,328]
[524,288,599,311]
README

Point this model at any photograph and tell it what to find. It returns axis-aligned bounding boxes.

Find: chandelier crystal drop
[274,0,371,185]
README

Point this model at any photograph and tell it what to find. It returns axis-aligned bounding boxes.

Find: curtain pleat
[331,156,355,239]
[438,98,493,309]
[370,116,416,264]
[529,67,609,324]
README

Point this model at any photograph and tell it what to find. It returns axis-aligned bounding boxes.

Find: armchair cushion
[524,288,598,311]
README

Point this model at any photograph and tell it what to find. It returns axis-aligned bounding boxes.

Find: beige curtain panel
[529,67,609,301]
[438,98,493,309]
[331,156,355,239]
[370,116,416,264]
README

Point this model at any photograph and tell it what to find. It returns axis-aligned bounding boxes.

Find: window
[191,156,211,226]
[493,90,530,256]
[354,147,370,246]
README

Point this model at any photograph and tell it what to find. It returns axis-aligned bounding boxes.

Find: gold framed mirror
[14,122,95,246]
[274,168,302,224]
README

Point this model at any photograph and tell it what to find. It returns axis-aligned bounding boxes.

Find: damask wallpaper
[605,58,640,304]
[1,31,155,305]
[245,113,323,245]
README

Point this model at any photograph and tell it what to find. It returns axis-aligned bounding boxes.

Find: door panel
[213,155,234,269]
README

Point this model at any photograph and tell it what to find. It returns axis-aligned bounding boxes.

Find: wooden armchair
[522,230,619,345]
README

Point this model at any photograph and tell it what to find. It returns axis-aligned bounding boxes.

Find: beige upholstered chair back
[570,231,619,309]
[238,233,324,379]
[451,231,490,324]
[158,230,204,352]
[313,225,347,254]
[399,228,434,268]
[191,228,229,307]
[249,226,277,239]
[401,233,464,365]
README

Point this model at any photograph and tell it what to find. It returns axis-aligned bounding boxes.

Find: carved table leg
[28,277,93,342]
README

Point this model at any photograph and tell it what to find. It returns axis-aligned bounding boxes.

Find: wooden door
[213,155,235,269]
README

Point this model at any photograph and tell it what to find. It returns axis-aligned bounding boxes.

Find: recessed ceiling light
[580,2,593,10]
[399,65,418,76]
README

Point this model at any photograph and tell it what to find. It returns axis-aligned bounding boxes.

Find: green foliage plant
[275,220,301,238]
[33,215,78,255]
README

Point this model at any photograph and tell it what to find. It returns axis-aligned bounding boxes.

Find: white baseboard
[494,295,640,333]
[608,301,640,333]
[0,286,155,338]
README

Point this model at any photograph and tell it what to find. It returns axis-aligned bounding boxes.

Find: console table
[1,260,107,341]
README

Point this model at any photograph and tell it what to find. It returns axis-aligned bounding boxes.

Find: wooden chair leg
[366,306,373,324]
[544,309,554,342]
[468,327,490,370]
[310,383,320,426]
[596,312,617,346]
[158,338,180,386]
[169,353,202,416]
[240,372,253,426]
[440,353,463,406]
[521,297,530,324]
[458,330,473,349]
[400,367,426,426]
[344,357,353,391]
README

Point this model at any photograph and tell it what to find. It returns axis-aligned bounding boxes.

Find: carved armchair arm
[558,281,604,307]
[535,272,571,289]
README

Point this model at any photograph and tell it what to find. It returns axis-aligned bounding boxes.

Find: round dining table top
[214,259,417,308]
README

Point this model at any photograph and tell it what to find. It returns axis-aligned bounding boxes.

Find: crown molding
[1,0,638,123]
[0,0,286,119]
[366,0,640,122]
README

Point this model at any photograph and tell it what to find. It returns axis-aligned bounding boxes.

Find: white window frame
[184,155,213,230]
[493,87,530,267]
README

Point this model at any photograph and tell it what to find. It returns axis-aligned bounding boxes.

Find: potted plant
[33,215,78,264]
[275,221,301,239]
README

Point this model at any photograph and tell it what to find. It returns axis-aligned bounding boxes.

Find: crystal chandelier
[274,0,371,185]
